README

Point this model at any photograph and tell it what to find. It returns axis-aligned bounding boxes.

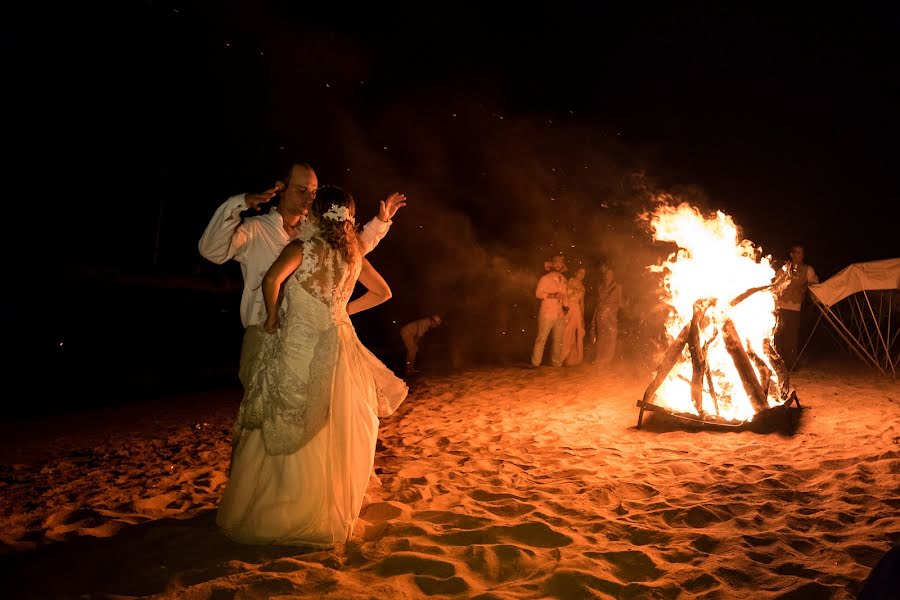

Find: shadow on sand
[0,510,327,599]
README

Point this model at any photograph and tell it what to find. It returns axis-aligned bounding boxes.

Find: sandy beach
[1,362,897,599]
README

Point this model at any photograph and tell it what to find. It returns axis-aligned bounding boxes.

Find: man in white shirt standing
[532,255,569,368]
[775,244,819,371]
[198,162,406,388]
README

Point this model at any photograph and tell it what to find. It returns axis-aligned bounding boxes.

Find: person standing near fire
[590,264,623,367]
[401,315,442,375]
[774,244,818,371]
[561,267,587,366]
[532,255,569,367]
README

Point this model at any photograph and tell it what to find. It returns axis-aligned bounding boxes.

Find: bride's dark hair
[311,185,358,259]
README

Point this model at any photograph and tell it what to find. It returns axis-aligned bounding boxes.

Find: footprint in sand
[682,572,720,594]
[774,562,825,579]
[464,544,537,583]
[43,507,105,529]
[415,510,494,530]
[786,538,816,555]
[690,534,720,553]
[432,528,498,546]
[479,499,536,518]
[776,581,837,600]
[374,552,456,578]
[468,489,531,503]
[359,502,404,523]
[498,522,573,548]
[259,558,311,574]
[657,549,697,564]
[714,566,758,588]
[414,575,470,595]
[546,569,680,600]
[585,550,665,582]
[846,544,889,567]
[605,524,672,546]
[431,521,572,549]
[661,505,727,528]
[747,551,777,564]
[613,481,661,501]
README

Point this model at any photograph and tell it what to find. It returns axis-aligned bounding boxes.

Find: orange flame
[646,201,786,422]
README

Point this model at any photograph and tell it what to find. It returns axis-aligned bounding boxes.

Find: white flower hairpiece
[322,204,355,224]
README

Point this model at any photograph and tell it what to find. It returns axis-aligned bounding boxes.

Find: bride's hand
[378,193,407,222]
[264,316,280,335]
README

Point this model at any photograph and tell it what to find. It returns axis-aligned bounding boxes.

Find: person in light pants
[532,255,569,367]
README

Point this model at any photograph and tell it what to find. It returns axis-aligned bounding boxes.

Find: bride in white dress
[217,186,408,547]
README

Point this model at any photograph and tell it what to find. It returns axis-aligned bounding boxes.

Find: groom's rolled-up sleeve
[535,276,551,300]
[199,194,250,264]
[358,218,391,255]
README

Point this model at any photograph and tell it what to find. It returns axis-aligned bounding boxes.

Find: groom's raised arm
[199,194,252,264]
[199,183,282,264]
[358,192,407,255]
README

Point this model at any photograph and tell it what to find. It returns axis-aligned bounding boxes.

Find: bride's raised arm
[348,258,392,316]
[261,240,304,333]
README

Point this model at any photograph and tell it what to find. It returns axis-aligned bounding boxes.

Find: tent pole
[818,300,886,375]
[793,310,823,372]
[887,291,894,372]
[853,295,878,359]
[862,291,891,369]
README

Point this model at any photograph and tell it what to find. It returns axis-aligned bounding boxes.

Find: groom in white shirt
[199,162,406,388]
[532,255,569,367]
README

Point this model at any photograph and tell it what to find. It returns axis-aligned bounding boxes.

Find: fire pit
[637,202,801,432]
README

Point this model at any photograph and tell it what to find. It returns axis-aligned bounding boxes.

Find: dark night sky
[5,2,898,321]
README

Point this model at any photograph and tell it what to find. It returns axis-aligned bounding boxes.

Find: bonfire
[637,201,799,428]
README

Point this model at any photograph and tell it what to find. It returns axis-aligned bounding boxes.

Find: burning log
[688,299,715,415]
[729,284,774,307]
[641,323,690,406]
[763,338,789,396]
[747,348,772,397]
[704,368,720,415]
[721,319,770,413]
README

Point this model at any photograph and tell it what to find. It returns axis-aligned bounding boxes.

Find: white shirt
[535,272,569,319]
[776,263,819,312]
[199,194,391,327]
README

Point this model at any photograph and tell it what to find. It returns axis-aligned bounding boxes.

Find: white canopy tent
[808,258,900,377]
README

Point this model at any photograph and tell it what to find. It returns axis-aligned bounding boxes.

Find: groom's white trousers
[532,315,565,367]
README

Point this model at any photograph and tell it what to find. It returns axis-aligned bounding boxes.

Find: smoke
[204,22,718,370]
[266,91,692,369]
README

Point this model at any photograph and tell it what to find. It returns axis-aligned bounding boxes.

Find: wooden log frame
[763,338,790,399]
[729,284,774,307]
[637,284,790,428]
[721,319,771,413]
[688,299,715,416]
[636,323,690,428]
[641,323,691,406]
[704,367,721,415]
[746,348,772,398]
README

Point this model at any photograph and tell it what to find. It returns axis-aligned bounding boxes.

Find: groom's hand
[246,181,284,211]
[378,192,407,222]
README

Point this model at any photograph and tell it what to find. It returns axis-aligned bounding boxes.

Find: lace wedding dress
[217,236,408,547]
